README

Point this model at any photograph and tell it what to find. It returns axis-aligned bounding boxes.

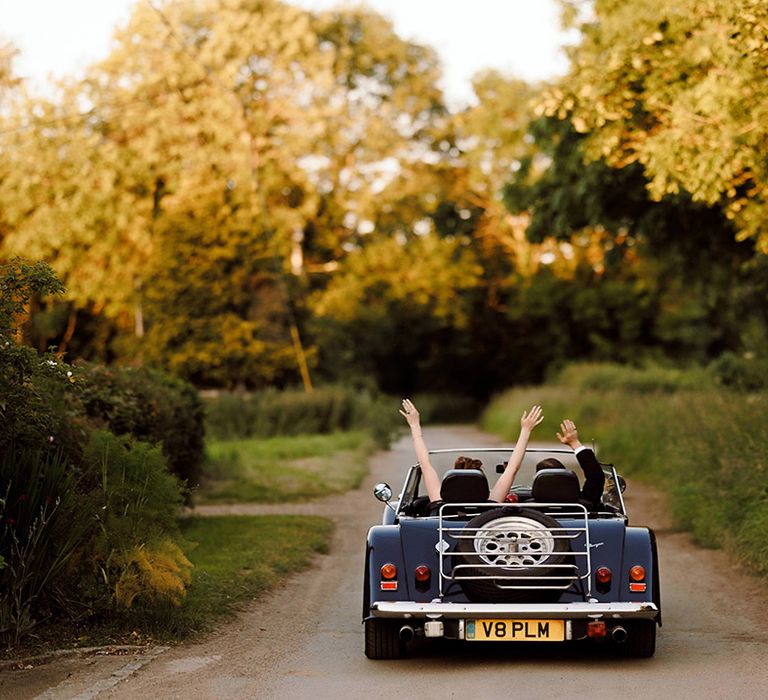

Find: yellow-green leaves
[547,0,768,247]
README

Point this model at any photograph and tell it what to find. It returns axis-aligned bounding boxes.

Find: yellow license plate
[465,619,565,642]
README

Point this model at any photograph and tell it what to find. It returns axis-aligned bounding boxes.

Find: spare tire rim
[472,516,556,567]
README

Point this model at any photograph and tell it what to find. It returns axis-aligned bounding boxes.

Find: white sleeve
[574,445,590,455]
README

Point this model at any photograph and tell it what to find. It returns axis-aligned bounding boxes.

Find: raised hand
[520,404,544,432]
[399,398,421,430]
[556,419,581,449]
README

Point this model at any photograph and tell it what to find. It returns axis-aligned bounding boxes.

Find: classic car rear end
[363,448,661,659]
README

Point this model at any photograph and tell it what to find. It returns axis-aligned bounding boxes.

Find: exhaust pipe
[399,625,415,642]
[611,625,628,643]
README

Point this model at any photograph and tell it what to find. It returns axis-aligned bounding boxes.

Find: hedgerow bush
[78,431,190,614]
[482,364,768,577]
[0,260,194,646]
[554,361,714,393]
[708,351,768,391]
[0,449,87,645]
[78,365,205,487]
[204,385,400,447]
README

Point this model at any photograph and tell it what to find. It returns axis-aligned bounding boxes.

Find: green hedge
[0,433,187,645]
[78,365,205,487]
[0,260,198,646]
[482,365,768,577]
[204,385,400,448]
[553,362,714,393]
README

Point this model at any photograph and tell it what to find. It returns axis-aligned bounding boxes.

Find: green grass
[199,431,374,503]
[118,515,334,639]
[482,365,768,577]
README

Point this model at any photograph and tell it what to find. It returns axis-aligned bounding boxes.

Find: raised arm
[489,405,544,502]
[556,419,605,507]
[400,399,441,503]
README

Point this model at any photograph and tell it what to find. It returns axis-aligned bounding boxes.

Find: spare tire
[453,507,573,603]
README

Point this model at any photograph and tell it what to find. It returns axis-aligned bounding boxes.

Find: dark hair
[454,456,483,471]
[536,457,566,472]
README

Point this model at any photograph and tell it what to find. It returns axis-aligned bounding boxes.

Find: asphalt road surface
[5,425,768,700]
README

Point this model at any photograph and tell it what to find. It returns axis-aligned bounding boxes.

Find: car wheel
[453,508,573,603]
[364,618,404,659]
[621,619,657,658]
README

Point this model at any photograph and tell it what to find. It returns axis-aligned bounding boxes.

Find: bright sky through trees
[0,0,571,106]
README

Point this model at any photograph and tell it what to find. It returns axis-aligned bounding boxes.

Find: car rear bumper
[370,601,659,620]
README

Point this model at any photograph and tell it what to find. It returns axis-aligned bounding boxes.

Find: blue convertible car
[363,447,661,659]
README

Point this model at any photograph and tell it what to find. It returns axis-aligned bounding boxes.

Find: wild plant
[0,450,88,646]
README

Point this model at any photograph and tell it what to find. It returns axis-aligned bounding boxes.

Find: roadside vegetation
[199,385,402,502]
[204,385,400,448]
[202,431,374,503]
[0,263,340,651]
[483,363,768,577]
[117,515,333,640]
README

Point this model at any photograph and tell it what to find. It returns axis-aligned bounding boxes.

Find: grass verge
[199,431,374,503]
[482,368,768,577]
[3,515,333,654]
[112,515,334,640]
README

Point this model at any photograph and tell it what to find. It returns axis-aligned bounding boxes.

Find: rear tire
[622,620,657,658]
[364,619,404,659]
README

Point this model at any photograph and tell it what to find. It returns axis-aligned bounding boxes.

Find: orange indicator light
[380,563,397,580]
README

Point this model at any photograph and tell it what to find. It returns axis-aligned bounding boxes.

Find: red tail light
[414,565,431,582]
[629,565,646,582]
[595,566,612,593]
[380,563,397,580]
[414,564,431,592]
[596,567,612,584]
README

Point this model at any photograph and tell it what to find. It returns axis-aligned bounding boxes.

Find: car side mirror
[374,482,393,502]
[618,475,627,493]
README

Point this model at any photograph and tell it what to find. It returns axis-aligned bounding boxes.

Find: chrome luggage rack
[436,502,593,598]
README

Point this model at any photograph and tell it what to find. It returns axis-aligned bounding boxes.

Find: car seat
[429,469,490,516]
[531,468,581,503]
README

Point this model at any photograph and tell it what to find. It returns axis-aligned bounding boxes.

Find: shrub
[76,431,189,614]
[113,539,192,609]
[0,261,193,645]
[78,365,205,487]
[554,362,714,393]
[204,385,400,447]
[0,449,88,645]
[708,352,768,391]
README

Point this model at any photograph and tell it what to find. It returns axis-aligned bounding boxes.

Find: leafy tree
[0,1,455,385]
[504,112,759,361]
[545,0,768,250]
[311,234,481,392]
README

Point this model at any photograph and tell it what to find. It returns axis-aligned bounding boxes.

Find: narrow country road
[5,425,768,700]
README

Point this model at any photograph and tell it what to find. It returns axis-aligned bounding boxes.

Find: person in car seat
[399,398,543,505]
[534,418,605,510]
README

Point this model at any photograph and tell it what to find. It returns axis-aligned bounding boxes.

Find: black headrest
[532,468,581,503]
[440,469,489,503]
